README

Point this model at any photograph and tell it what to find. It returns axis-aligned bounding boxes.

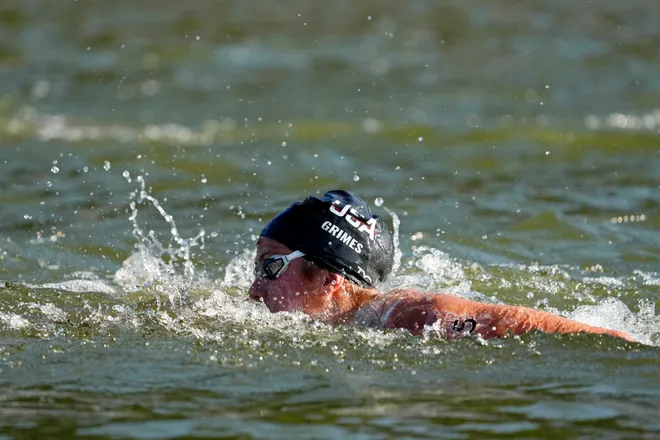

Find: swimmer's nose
[248,278,266,303]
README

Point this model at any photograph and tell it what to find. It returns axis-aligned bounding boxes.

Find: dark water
[1,1,659,438]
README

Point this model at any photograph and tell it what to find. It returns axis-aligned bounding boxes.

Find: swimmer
[248,190,636,342]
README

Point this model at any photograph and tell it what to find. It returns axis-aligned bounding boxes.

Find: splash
[114,174,206,297]
[383,206,402,275]
[381,244,470,293]
[0,311,30,330]
[221,248,256,289]
[568,298,659,346]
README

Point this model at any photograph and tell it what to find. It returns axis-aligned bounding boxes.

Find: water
[1,0,660,438]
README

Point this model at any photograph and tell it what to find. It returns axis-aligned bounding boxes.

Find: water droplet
[122,171,131,182]
[201,177,207,183]
[46,181,52,187]
[51,166,59,174]
[418,136,424,142]
[361,118,381,133]
[353,175,360,181]
[32,81,50,99]
[374,197,384,207]
[103,161,111,171]
[83,166,88,173]
[281,141,287,147]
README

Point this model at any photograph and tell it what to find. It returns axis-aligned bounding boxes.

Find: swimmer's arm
[381,291,636,341]
[434,294,637,341]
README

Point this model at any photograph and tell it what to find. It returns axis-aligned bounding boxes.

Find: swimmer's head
[260,190,394,288]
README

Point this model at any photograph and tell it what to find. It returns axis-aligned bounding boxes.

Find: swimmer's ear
[322,271,345,295]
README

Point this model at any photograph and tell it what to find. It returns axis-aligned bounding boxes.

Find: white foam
[568,298,658,345]
[412,245,469,288]
[0,312,31,330]
[634,270,660,286]
[38,280,117,295]
[114,247,172,292]
[221,248,256,289]
[29,302,67,322]
[581,276,626,288]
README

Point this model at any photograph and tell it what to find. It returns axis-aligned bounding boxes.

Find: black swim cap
[260,190,394,288]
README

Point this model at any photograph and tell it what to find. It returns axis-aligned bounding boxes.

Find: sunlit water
[1,0,660,438]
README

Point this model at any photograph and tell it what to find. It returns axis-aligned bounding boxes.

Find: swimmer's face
[248,237,330,314]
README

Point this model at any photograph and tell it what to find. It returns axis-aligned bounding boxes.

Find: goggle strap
[282,250,305,264]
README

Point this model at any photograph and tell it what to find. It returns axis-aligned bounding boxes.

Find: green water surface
[1,1,659,438]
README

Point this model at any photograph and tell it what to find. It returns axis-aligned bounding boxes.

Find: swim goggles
[255,250,306,280]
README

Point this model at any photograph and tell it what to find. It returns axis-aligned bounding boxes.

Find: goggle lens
[255,250,306,280]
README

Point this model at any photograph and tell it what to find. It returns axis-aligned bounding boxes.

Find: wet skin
[248,238,334,316]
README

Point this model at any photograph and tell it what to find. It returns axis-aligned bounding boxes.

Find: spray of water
[568,298,659,346]
[383,206,402,275]
[127,173,206,277]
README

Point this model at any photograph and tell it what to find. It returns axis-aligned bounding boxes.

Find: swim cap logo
[356,266,372,285]
[329,200,377,240]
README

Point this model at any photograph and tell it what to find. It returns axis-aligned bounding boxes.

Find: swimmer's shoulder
[381,289,457,309]
[354,289,457,330]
